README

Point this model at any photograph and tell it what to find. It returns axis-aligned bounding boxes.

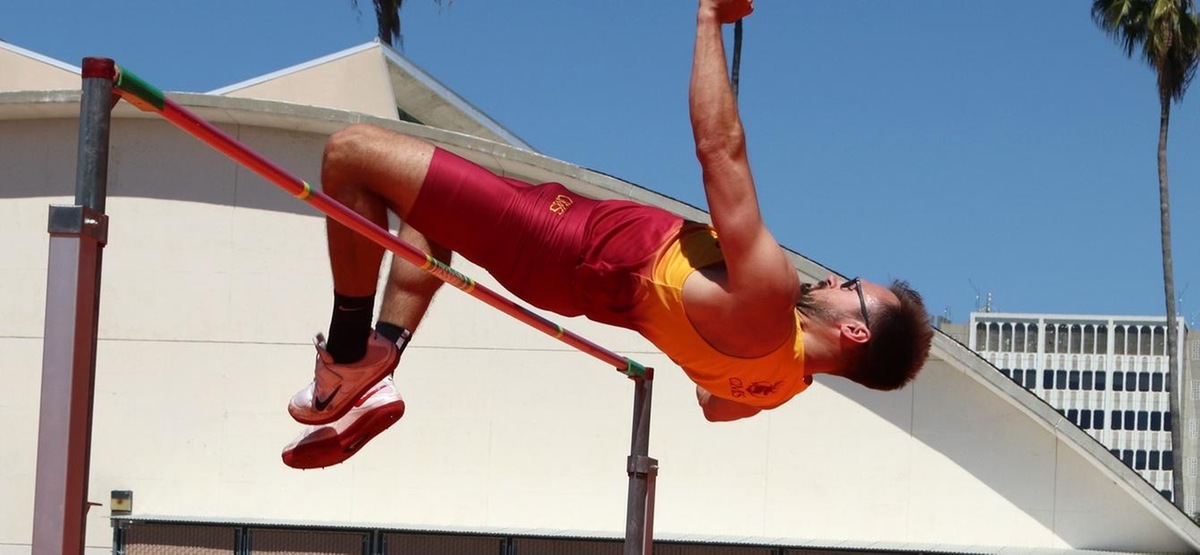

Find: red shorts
[406,148,684,328]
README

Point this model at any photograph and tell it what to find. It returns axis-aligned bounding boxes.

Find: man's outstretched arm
[690,1,797,316]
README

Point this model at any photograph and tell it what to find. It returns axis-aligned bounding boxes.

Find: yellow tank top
[632,225,809,409]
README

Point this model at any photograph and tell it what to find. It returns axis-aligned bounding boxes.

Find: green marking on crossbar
[624,359,647,378]
[114,67,165,111]
[424,256,474,291]
[296,181,312,200]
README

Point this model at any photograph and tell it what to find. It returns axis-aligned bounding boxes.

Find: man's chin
[796,294,834,323]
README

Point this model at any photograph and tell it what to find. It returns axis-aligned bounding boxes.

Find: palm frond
[349,0,404,47]
[1093,0,1200,102]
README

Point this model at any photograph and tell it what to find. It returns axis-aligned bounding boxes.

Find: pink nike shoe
[282,377,405,469]
[288,332,400,425]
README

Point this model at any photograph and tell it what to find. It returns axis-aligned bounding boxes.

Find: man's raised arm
[689,0,797,316]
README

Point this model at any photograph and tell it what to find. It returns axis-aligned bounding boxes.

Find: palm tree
[351,0,446,48]
[1091,0,1199,510]
[350,0,401,47]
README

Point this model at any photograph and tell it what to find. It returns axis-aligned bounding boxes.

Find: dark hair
[844,280,933,391]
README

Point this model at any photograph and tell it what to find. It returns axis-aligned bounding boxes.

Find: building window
[1057,325,1071,353]
[1069,370,1080,391]
[1136,450,1148,470]
[1044,370,1054,390]
[1152,373,1164,392]
[1163,450,1174,471]
[1080,410,1092,429]
[1137,411,1149,431]
[1151,412,1163,431]
[1007,368,1035,389]
[1068,409,1079,425]
[1124,411,1136,430]
[1027,326,1040,352]
[1139,372,1151,392]
[1093,410,1105,429]
[1095,372,1106,390]
[1140,327,1154,356]
[1000,368,1010,378]
[1112,410,1122,430]
[1114,371,1124,392]
[1150,451,1161,470]
[1126,372,1138,392]
[1057,370,1068,389]
[1122,450,1134,466]
[1166,411,1173,431]
[1082,371,1094,390]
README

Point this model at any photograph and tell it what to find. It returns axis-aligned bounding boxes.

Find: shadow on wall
[815,364,1064,536]
[1,117,327,219]
[817,358,1181,550]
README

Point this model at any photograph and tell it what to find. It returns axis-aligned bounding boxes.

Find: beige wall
[0,48,79,92]
[219,48,398,120]
[1,115,1194,554]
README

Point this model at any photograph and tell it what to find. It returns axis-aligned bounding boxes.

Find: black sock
[325,293,375,363]
[375,321,413,355]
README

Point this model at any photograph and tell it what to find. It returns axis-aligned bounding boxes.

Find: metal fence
[112,518,964,555]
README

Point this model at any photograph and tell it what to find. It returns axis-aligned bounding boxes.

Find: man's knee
[322,124,383,184]
[321,124,433,208]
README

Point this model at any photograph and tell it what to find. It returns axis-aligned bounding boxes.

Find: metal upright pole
[623,370,657,555]
[31,57,115,555]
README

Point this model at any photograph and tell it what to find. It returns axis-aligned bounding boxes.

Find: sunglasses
[841,277,871,329]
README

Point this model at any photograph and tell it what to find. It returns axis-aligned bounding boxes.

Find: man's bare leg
[287,125,440,427]
[319,125,437,363]
[282,223,450,469]
[375,224,451,346]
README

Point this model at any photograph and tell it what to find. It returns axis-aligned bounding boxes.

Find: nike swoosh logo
[313,384,341,412]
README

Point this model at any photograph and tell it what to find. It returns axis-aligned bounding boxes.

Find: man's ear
[840,321,871,345]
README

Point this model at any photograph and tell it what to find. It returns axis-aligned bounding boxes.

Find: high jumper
[281,0,934,468]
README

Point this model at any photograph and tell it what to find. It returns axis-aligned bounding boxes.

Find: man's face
[797,275,897,328]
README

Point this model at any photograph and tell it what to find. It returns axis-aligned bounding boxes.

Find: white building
[946,312,1197,508]
[4,40,1200,554]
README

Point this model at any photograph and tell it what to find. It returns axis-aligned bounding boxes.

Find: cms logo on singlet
[728,377,781,399]
[549,194,574,215]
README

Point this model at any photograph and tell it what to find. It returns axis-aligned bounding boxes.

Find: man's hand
[696,386,762,422]
[700,0,754,24]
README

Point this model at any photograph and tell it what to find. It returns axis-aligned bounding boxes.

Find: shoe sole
[290,347,402,426]
[282,399,406,470]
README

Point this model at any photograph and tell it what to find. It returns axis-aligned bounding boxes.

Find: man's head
[796,275,933,390]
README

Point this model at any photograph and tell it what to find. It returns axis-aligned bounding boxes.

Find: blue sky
[4,1,1198,326]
